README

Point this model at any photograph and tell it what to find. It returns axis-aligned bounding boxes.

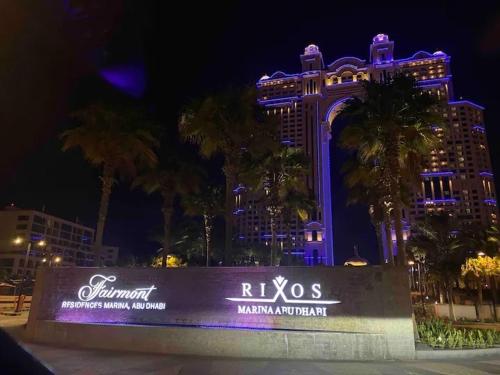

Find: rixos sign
[226,275,341,317]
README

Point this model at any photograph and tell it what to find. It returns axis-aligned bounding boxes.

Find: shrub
[417,319,499,349]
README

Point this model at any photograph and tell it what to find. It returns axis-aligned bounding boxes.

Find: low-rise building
[0,205,119,276]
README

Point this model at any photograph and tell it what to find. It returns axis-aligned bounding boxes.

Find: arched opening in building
[325,100,379,265]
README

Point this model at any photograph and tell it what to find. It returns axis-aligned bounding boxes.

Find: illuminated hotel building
[234,34,498,265]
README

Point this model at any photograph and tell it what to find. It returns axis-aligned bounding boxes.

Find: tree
[183,185,224,266]
[407,214,467,321]
[248,146,310,266]
[180,86,278,265]
[61,104,158,265]
[151,254,185,268]
[281,188,314,266]
[339,75,444,265]
[462,256,500,321]
[133,160,199,268]
[342,157,392,265]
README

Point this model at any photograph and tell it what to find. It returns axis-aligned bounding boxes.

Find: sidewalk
[2,314,500,374]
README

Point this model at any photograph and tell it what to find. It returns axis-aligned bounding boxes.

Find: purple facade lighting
[480,172,494,177]
[257,96,300,105]
[449,100,485,110]
[420,171,454,177]
[424,198,457,205]
[484,199,497,206]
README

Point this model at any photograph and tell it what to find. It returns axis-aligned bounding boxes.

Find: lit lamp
[477,251,486,257]
[344,245,368,267]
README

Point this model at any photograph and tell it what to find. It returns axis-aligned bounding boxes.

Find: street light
[477,251,486,257]
[12,237,46,313]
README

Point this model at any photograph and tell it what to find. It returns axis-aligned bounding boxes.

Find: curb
[415,346,500,360]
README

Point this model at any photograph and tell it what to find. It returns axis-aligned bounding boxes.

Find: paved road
[17,343,500,375]
[2,313,500,374]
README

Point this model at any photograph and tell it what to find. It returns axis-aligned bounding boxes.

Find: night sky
[1,1,500,265]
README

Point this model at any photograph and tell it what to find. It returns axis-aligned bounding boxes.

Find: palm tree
[183,185,224,266]
[61,104,158,265]
[249,146,310,266]
[407,214,467,321]
[179,86,277,265]
[133,160,199,268]
[339,75,444,265]
[282,188,314,266]
[342,157,392,265]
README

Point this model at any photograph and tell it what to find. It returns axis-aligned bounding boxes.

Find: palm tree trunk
[477,279,483,321]
[383,210,394,265]
[386,134,407,266]
[270,214,277,266]
[94,163,113,266]
[490,275,498,322]
[204,214,213,267]
[224,171,235,266]
[373,218,384,265]
[438,283,445,304]
[447,280,456,321]
[161,194,174,268]
[269,208,277,266]
[392,201,406,266]
[285,220,292,266]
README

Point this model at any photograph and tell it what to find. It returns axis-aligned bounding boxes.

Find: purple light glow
[473,125,485,133]
[262,234,287,239]
[480,171,494,177]
[424,198,457,205]
[420,171,453,177]
[484,199,497,205]
[449,100,485,111]
[258,96,300,104]
[99,63,146,98]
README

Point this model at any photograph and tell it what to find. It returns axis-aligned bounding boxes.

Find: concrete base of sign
[25,320,407,361]
[25,266,417,360]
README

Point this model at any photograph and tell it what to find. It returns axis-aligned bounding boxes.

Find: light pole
[12,237,46,313]
[42,253,62,267]
[414,254,427,317]
[408,260,415,290]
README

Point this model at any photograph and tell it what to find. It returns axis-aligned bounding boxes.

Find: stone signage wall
[26,266,416,360]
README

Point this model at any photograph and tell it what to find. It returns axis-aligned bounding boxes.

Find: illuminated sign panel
[60,274,165,311]
[34,267,410,331]
[226,275,340,317]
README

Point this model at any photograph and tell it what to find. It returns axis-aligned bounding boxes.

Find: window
[17,215,29,221]
[342,74,353,83]
[0,259,14,267]
[33,215,46,225]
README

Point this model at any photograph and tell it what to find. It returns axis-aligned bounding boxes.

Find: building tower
[234,34,498,265]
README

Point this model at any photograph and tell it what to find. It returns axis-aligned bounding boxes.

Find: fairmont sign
[226,275,341,317]
[61,274,166,311]
[78,274,157,302]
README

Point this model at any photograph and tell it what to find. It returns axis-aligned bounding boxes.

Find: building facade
[0,206,119,276]
[234,34,498,265]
